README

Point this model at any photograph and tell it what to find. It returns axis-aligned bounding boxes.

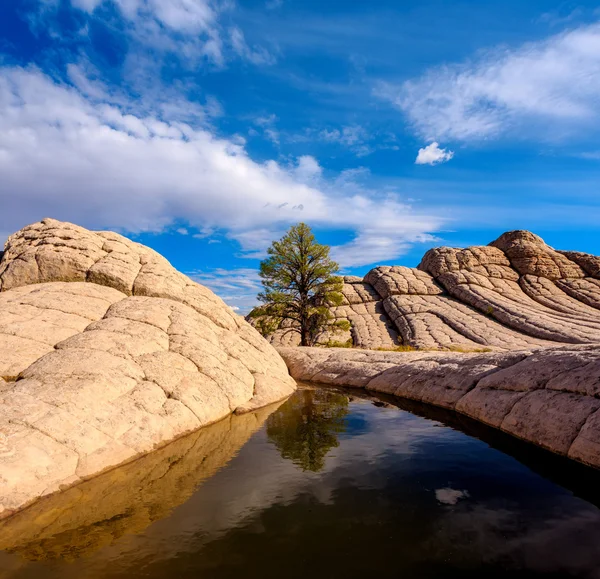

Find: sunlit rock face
[258,230,600,350]
[0,404,280,561]
[0,219,296,519]
[279,346,600,470]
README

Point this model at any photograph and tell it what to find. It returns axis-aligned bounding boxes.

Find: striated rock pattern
[280,346,600,470]
[260,230,600,350]
[0,219,296,519]
[255,276,398,349]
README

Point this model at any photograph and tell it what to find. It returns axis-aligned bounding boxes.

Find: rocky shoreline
[0,219,296,519]
[279,345,600,470]
[2,218,600,523]
[0,403,281,559]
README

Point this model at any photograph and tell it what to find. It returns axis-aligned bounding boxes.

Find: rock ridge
[0,218,296,519]
[279,345,600,470]
[255,230,600,350]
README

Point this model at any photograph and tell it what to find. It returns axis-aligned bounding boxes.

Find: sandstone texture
[280,346,600,469]
[257,230,600,350]
[0,219,296,519]
[0,402,280,560]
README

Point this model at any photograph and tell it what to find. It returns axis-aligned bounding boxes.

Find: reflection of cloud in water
[435,488,470,505]
[0,396,447,575]
[2,391,600,578]
[429,503,600,579]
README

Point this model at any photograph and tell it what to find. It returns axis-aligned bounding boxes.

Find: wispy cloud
[377,22,600,142]
[290,125,398,158]
[579,151,600,160]
[187,268,263,313]
[0,66,443,270]
[251,114,280,145]
[229,26,276,66]
[319,125,372,156]
[415,142,454,165]
[31,0,274,68]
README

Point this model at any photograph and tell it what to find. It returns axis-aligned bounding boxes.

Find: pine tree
[250,223,348,346]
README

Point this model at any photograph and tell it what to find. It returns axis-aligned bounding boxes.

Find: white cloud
[331,228,438,269]
[415,142,454,165]
[229,26,276,66]
[252,114,280,145]
[34,0,274,68]
[378,22,600,142]
[71,0,217,33]
[320,125,366,147]
[293,155,323,184]
[0,66,443,271]
[319,125,372,157]
[435,488,469,506]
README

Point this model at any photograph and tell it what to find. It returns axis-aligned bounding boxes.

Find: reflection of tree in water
[266,389,349,472]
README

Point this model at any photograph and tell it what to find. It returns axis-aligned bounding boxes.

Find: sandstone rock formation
[256,231,600,350]
[0,402,280,560]
[0,219,296,519]
[279,346,600,469]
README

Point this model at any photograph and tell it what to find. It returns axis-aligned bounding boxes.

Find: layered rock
[0,219,296,519]
[257,230,600,350]
[280,346,600,469]
[254,275,398,349]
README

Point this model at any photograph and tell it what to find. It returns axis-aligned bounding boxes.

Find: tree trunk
[300,289,309,346]
[300,324,309,347]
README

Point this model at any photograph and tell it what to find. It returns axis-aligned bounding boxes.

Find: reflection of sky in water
[2,388,600,579]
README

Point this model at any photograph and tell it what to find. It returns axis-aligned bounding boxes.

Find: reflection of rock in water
[0,403,281,562]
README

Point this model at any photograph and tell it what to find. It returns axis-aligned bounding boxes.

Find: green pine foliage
[249,223,349,346]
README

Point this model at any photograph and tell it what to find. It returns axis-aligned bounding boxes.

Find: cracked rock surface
[0,219,296,519]
[0,402,280,559]
[260,230,600,350]
[279,345,600,469]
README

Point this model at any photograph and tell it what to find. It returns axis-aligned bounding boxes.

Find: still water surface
[1,386,600,579]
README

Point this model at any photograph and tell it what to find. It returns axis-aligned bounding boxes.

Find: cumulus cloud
[0,66,443,268]
[378,22,600,142]
[415,142,454,165]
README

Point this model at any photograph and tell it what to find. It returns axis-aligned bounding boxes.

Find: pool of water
[2,385,600,579]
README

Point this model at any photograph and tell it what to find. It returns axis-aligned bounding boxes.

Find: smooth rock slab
[278,345,600,469]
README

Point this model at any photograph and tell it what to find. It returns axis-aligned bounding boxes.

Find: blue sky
[2,0,600,312]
